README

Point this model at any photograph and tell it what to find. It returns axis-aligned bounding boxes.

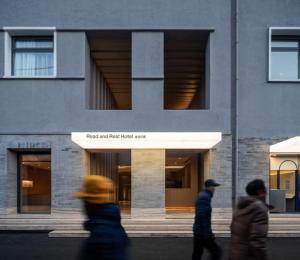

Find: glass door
[19,154,51,213]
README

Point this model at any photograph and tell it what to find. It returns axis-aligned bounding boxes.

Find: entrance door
[18,154,51,214]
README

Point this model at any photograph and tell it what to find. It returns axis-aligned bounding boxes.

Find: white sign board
[71,132,222,149]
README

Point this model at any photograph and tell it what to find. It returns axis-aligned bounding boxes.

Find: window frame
[11,36,55,77]
[268,27,300,82]
[3,27,57,79]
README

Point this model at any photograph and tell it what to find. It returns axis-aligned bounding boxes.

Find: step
[48,230,300,238]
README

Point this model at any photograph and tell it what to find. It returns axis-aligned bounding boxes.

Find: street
[0,233,299,260]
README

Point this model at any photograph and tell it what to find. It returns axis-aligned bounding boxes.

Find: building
[0,0,300,219]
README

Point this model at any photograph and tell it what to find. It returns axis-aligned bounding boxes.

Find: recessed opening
[89,150,131,213]
[164,31,210,110]
[165,149,207,212]
[87,31,132,110]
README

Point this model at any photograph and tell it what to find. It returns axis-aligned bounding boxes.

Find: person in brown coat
[229,179,269,260]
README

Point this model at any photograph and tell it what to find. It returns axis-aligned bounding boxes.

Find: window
[12,36,54,76]
[271,37,300,80]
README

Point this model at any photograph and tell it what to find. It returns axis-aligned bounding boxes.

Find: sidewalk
[1,212,300,238]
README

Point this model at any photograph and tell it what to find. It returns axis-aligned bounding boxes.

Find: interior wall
[131,149,165,216]
[165,155,199,207]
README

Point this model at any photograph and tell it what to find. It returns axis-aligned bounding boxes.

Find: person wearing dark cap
[192,179,222,260]
[229,179,269,260]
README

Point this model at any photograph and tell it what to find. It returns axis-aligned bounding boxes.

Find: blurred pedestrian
[74,175,129,260]
[192,179,222,260]
[229,179,269,260]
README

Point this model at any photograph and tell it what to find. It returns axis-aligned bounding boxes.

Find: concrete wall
[209,135,232,209]
[1,0,300,213]
[0,0,232,134]
[131,149,165,217]
[238,0,300,138]
[236,0,300,199]
[89,60,117,110]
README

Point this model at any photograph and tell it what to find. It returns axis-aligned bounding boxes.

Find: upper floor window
[269,28,300,81]
[12,36,54,76]
[271,37,300,80]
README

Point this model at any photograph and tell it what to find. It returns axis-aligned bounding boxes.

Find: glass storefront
[270,156,300,213]
[18,154,51,214]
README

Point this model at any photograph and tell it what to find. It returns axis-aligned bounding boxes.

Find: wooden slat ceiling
[88,31,132,109]
[164,31,208,109]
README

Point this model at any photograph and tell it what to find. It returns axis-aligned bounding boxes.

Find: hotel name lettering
[86,133,147,139]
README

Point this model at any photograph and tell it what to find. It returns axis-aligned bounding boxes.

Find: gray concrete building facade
[0,0,300,217]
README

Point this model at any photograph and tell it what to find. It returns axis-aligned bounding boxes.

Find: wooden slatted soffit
[164,31,209,109]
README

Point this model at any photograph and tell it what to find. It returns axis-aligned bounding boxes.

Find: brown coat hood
[229,196,269,260]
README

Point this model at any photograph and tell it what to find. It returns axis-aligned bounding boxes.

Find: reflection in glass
[270,170,299,212]
[271,38,300,80]
[271,51,298,80]
[19,154,51,213]
[271,41,298,48]
[14,52,54,76]
[12,37,54,76]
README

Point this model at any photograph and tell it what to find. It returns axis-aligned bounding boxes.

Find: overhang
[270,136,300,155]
[71,132,222,150]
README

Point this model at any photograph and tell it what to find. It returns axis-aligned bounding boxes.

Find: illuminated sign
[270,136,300,154]
[71,132,222,149]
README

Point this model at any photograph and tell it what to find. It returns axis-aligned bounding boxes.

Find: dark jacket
[79,202,129,260]
[229,196,269,260]
[193,190,214,239]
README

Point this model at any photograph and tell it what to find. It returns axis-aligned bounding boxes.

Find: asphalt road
[0,232,299,260]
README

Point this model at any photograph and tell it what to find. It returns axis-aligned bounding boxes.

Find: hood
[237,196,259,210]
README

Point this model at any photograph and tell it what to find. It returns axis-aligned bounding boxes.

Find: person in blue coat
[192,179,222,260]
[74,175,129,260]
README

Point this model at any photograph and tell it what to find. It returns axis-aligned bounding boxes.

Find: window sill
[268,79,300,83]
[2,75,56,79]
[0,76,85,80]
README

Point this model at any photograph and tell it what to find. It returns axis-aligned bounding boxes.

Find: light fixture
[22,180,33,188]
[165,166,185,169]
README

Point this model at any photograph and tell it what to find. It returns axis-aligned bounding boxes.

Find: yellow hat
[74,175,115,204]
